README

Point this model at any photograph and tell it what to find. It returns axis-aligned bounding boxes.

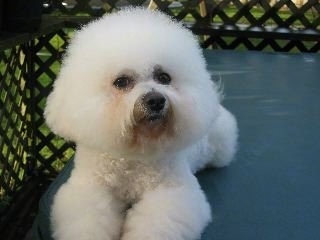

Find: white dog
[45,8,238,240]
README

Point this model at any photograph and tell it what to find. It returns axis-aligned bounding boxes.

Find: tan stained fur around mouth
[129,104,174,149]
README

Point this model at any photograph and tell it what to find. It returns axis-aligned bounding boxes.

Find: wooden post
[148,0,158,10]
[199,0,207,18]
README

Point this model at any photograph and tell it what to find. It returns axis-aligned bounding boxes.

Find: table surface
[200,50,320,240]
[33,50,320,240]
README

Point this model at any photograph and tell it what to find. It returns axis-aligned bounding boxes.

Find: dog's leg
[187,105,238,172]
[51,181,125,240]
[207,105,238,167]
[121,177,211,240]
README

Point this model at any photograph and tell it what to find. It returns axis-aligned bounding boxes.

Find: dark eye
[113,76,134,90]
[156,72,171,85]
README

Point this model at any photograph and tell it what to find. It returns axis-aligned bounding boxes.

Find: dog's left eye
[156,72,171,85]
[113,76,134,90]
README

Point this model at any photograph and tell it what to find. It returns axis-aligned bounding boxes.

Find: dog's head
[45,8,221,158]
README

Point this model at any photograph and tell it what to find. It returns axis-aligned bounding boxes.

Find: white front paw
[121,186,211,240]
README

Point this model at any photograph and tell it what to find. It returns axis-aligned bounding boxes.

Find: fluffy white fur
[45,8,238,240]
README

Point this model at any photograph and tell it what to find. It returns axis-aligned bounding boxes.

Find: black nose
[143,92,166,113]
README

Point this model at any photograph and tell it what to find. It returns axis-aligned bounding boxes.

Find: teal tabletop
[32,50,320,240]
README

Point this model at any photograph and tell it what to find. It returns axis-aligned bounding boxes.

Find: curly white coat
[45,8,238,240]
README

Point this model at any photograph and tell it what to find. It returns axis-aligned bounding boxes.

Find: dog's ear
[44,75,76,141]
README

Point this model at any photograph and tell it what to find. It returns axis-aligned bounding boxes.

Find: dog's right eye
[113,76,134,90]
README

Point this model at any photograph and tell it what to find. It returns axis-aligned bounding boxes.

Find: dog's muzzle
[131,91,173,144]
[133,91,169,123]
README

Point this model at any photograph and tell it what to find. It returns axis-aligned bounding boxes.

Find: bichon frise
[45,8,238,240]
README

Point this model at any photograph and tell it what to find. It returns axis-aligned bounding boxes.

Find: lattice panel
[46,0,211,23]
[206,0,320,29]
[48,0,147,15]
[46,0,320,29]
[0,47,30,208]
[201,35,320,52]
[43,0,320,52]
[32,30,75,175]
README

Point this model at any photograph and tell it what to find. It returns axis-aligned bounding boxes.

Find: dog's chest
[95,155,163,203]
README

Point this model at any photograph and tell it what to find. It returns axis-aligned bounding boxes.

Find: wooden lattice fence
[40,0,320,51]
[0,29,75,239]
